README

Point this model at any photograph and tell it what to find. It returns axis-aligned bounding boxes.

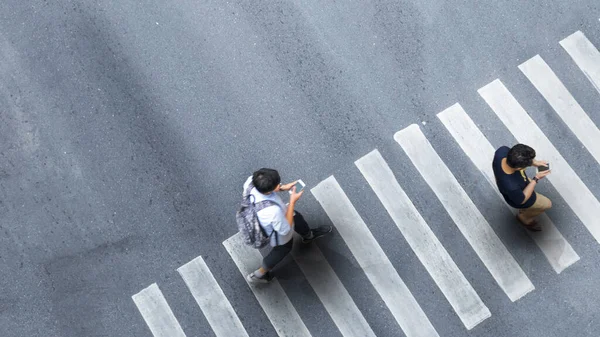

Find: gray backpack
[236,183,279,249]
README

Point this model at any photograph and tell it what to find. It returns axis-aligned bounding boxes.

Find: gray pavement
[1,1,600,336]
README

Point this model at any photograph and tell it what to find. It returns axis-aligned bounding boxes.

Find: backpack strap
[244,183,281,211]
[254,200,281,246]
[254,199,278,211]
[243,183,254,198]
[244,181,282,246]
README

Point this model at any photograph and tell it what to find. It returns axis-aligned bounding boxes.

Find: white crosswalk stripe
[394,124,535,302]
[132,28,600,337]
[519,54,600,166]
[479,79,600,244]
[177,256,249,337]
[438,103,580,273]
[560,31,600,94]
[223,233,312,337]
[355,149,491,330]
[311,176,439,337]
[290,234,377,337]
[132,283,187,337]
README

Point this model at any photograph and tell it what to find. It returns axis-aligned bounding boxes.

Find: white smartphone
[289,179,305,193]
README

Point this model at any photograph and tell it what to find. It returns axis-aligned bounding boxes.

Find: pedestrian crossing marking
[132,27,600,337]
[311,176,440,337]
[438,103,580,273]
[223,233,313,337]
[519,55,600,167]
[290,234,377,337]
[132,283,187,337]
[355,149,491,330]
[479,79,600,245]
[177,256,249,337]
[394,124,535,302]
[560,31,600,94]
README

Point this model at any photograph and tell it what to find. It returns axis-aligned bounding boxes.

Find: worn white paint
[520,55,600,166]
[560,31,600,94]
[177,256,249,337]
[132,283,187,337]
[479,79,600,244]
[394,124,534,302]
[311,176,439,337]
[355,150,491,329]
[223,233,312,337]
[291,235,376,337]
[438,103,580,273]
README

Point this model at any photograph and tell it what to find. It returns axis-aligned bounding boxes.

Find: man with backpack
[237,168,332,283]
[492,144,552,231]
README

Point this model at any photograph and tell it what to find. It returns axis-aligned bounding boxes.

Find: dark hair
[252,168,281,194]
[506,144,536,168]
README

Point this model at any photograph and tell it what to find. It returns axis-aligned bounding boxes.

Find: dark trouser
[262,212,311,270]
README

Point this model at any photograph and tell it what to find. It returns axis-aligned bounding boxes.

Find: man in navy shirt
[492,144,552,231]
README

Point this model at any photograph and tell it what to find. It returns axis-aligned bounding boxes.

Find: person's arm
[285,202,296,227]
[279,181,297,192]
[285,186,304,226]
[521,179,537,204]
[521,170,552,204]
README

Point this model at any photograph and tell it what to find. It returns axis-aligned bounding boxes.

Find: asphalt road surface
[1,1,600,336]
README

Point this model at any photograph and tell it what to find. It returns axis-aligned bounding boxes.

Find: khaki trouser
[518,192,552,222]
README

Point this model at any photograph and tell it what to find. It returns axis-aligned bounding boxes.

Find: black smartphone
[538,163,550,172]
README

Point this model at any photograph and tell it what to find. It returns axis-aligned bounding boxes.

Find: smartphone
[538,163,550,172]
[289,179,305,193]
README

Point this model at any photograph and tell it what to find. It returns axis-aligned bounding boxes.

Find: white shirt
[243,176,293,247]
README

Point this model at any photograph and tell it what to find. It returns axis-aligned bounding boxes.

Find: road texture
[1,1,600,336]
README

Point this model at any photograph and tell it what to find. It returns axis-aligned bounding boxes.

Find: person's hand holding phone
[535,169,551,181]
[281,180,304,191]
[289,185,304,204]
[279,181,295,191]
[289,179,305,204]
[537,161,550,173]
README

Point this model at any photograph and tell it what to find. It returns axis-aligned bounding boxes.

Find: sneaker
[246,272,273,284]
[302,226,333,243]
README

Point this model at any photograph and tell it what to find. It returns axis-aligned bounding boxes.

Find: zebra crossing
[223,233,312,337]
[132,28,600,337]
[438,103,580,273]
[355,150,490,330]
[177,257,250,337]
[395,124,535,303]
[311,176,439,337]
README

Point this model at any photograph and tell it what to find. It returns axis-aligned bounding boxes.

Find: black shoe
[302,226,333,243]
[246,272,273,284]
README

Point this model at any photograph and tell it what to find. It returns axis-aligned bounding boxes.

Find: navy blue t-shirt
[492,146,536,208]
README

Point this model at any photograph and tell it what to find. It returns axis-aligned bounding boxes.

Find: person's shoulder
[495,145,510,154]
[243,175,253,189]
[260,203,282,213]
[494,146,510,159]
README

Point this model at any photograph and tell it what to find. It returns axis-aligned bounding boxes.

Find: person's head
[506,144,536,169]
[252,168,281,194]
